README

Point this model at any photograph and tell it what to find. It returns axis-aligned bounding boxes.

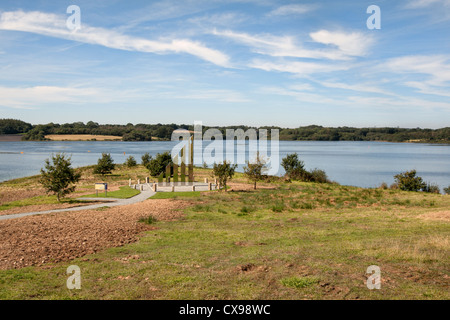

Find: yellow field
[45,134,122,141]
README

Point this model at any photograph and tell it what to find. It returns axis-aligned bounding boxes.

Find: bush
[124,155,137,168]
[146,152,173,177]
[309,168,329,183]
[444,186,450,195]
[93,153,115,175]
[212,161,237,192]
[281,153,306,179]
[141,153,151,167]
[379,182,388,189]
[394,170,426,192]
[422,182,440,194]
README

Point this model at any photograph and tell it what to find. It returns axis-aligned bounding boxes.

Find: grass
[150,191,203,200]
[80,186,140,199]
[0,167,449,300]
[0,195,84,211]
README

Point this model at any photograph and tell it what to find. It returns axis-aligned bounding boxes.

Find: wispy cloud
[213,29,374,60]
[0,85,101,109]
[0,10,230,67]
[405,0,450,8]
[268,4,317,16]
[249,59,348,76]
[383,55,450,85]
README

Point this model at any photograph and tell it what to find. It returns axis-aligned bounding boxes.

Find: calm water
[0,141,449,191]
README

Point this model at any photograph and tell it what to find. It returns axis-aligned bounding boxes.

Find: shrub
[124,155,137,168]
[243,152,268,189]
[93,153,115,175]
[212,161,237,192]
[379,182,388,189]
[39,153,81,202]
[141,153,151,167]
[309,168,329,183]
[444,186,450,195]
[281,153,306,179]
[393,170,426,192]
[422,182,440,194]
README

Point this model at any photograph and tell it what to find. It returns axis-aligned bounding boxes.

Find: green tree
[281,153,306,180]
[124,155,137,168]
[394,170,426,192]
[93,153,116,175]
[212,161,237,192]
[244,152,268,190]
[146,152,173,177]
[39,153,81,202]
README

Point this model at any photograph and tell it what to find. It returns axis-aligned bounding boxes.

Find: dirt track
[0,199,190,270]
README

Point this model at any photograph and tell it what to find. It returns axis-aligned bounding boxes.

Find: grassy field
[0,166,448,300]
[81,186,141,199]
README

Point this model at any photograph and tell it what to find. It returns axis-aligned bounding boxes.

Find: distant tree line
[0,119,448,143]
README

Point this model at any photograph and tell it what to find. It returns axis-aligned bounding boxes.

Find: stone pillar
[129,179,132,187]
[209,183,212,191]
[172,186,175,192]
[153,184,157,192]
[204,178,208,184]
[146,177,149,183]
[192,185,196,192]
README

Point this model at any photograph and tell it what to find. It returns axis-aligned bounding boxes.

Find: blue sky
[0,0,449,128]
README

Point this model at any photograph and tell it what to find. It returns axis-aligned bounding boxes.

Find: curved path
[0,189,156,222]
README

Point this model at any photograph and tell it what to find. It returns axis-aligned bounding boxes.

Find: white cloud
[0,86,101,109]
[309,30,374,57]
[268,4,316,16]
[213,29,374,60]
[178,89,251,103]
[405,0,450,8]
[383,55,450,86]
[249,59,349,76]
[0,10,230,67]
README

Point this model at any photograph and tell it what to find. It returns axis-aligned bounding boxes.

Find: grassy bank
[0,169,448,299]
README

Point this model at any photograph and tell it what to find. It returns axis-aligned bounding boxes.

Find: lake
[0,141,449,191]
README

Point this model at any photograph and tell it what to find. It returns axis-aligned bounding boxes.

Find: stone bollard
[209,183,212,191]
[153,184,157,192]
[129,179,132,187]
[205,178,208,184]
[146,177,149,183]
[141,185,144,191]
[137,179,140,185]
[192,185,196,192]
[172,186,175,192]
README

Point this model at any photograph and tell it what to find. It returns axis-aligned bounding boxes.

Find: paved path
[0,189,156,222]
[0,182,217,222]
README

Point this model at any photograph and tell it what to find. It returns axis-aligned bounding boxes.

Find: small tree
[39,153,81,202]
[141,152,151,167]
[124,155,137,168]
[146,152,173,177]
[212,161,237,192]
[93,153,115,175]
[244,152,268,190]
[394,170,426,192]
[281,153,306,180]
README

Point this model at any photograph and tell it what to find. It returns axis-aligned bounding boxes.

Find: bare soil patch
[0,199,191,270]
[0,135,22,142]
